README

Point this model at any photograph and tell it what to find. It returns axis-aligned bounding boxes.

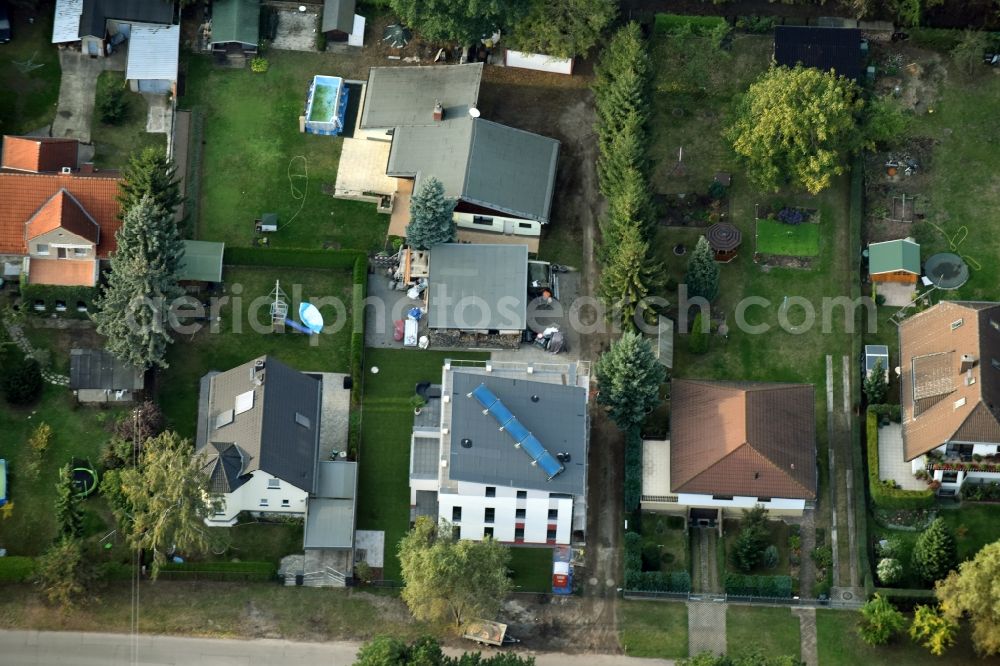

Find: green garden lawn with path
[618,599,688,659]
[91,71,166,169]
[727,606,800,661]
[179,54,387,251]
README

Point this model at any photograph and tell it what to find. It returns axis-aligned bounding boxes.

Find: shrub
[654,13,728,36]
[811,545,833,570]
[877,557,903,585]
[762,545,779,569]
[912,518,956,584]
[961,480,1000,501]
[99,85,128,125]
[3,355,43,405]
[876,535,902,559]
[641,543,662,571]
[250,57,270,73]
[777,207,806,225]
[688,312,709,354]
[736,15,776,34]
[858,594,906,646]
[354,560,373,584]
[0,556,36,582]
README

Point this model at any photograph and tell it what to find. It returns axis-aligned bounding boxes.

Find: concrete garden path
[687,601,727,657]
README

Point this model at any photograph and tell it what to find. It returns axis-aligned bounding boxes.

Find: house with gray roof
[196,356,357,572]
[409,359,590,544]
[426,243,529,338]
[340,64,560,250]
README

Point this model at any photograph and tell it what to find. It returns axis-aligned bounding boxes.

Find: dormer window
[951,319,964,330]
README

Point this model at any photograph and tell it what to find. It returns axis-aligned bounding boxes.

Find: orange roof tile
[27,258,97,287]
[899,301,1000,460]
[0,171,121,257]
[25,190,100,243]
[1,136,79,173]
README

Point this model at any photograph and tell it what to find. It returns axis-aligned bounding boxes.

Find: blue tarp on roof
[470,383,565,480]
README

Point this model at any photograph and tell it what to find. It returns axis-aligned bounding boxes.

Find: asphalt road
[0,631,674,666]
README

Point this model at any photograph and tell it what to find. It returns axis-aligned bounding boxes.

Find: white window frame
[36,243,49,255]
[267,478,280,489]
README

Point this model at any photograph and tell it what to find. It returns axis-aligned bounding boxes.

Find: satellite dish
[468,107,481,118]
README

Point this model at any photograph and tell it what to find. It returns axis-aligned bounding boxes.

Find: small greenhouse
[305,75,349,136]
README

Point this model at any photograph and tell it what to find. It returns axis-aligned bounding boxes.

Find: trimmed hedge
[19,279,97,320]
[724,573,793,598]
[654,13,728,36]
[0,556,36,582]
[623,530,691,593]
[157,560,276,581]
[624,428,642,512]
[866,410,935,510]
[223,247,364,270]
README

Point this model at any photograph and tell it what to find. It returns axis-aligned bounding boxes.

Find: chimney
[432,100,443,122]
[80,163,95,175]
[960,354,978,373]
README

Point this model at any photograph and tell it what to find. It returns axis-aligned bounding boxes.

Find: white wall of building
[641,493,806,516]
[454,212,541,238]
[207,470,309,525]
[435,482,573,544]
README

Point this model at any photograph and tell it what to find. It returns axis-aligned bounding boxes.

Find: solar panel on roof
[468,383,565,480]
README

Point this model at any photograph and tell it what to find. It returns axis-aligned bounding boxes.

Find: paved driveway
[51,50,124,142]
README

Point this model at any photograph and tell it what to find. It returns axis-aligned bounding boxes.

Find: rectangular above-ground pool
[304,75,349,136]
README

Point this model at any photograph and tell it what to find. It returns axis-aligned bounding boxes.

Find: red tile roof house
[898,301,1000,496]
[0,136,122,287]
[641,380,818,523]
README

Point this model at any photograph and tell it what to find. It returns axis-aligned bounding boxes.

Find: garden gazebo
[707,222,742,263]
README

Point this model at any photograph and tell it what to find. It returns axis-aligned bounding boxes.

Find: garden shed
[178,240,224,285]
[868,238,920,283]
[70,348,144,403]
[209,0,260,54]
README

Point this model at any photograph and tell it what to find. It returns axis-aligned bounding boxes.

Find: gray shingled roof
[447,371,587,494]
[386,117,559,224]
[322,0,355,34]
[69,348,143,390]
[200,442,246,494]
[80,0,175,39]
[196,356,321,494]
[427,244,528,331]
[359,63,483,129]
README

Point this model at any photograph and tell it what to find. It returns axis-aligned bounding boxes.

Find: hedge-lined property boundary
[157,560,277,582]
[223,246,368,455]
[866,410,935,510]
[654,13,728,35]
[623,531,692,593]
[724,573,793,597]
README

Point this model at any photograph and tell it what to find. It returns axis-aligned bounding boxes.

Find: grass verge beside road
[816,609,1000,666]
[0,582,427,642]
[727,606,800,661]
[618,600,688,659]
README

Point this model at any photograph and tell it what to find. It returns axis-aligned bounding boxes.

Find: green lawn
[357,349,489,581]
[723,518,792,576]
[816,609,1000,666]
[905,63,1000,302]
[618,599,688,659]
[159,266,353,438]
[755,219,821,257]
[0,582,429,642]
[0,9,60,135]
[0,380,126,555]
[179,54,387,251]
[938,503,1000,563]
[727,606,800,661]
[91,71,166,169]
[508,546,553,593]
[210,519,304,566]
